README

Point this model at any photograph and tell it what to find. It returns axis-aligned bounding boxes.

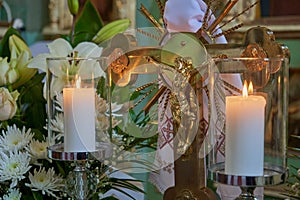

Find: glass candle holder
[46,57,111,156]
[206,57,289,198]
[46,57,113,199]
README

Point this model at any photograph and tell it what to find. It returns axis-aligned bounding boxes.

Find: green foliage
[19,72,46,131]
[0,27,22,60]
[92,19,131,44]
[72,0,104,46]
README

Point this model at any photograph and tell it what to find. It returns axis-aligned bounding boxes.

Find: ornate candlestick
[207,57,289,200]
[46,57,112,199]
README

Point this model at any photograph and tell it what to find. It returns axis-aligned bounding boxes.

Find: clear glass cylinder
[207,57,289,187]
[46,57,110,155]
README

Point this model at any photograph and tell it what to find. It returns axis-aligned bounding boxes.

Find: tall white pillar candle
[63,87,96,152]
[225,94,266,176]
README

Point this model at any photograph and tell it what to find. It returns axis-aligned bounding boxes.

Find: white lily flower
[28,38,103,72]
[0,35,35,87]
[0,88,19,121]
[0,57,18,86]
[28,38,105,99]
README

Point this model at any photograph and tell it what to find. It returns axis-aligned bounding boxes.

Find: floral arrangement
[0,27,50,199]
[0,0,156,199]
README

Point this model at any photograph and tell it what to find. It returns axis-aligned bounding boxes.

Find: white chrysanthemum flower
[96,95,122,116]
[0,125,34,152]
[25,167,64,198]
[54,92,64,111]
[0,151,31,188]
[27,139,51,163]
[95,95,122,131]
[96,115,110,131]
[2,188,22,200]
[48,113,64,134]
[96,95,108,114]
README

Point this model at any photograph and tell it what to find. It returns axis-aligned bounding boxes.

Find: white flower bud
[9,35,31,59]
[0,87,19,121]
[0,57,19,86]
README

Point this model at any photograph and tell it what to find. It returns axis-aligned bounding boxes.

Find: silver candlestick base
[47,142,112,200]
[208,162,288,200]
[235,187,258,200]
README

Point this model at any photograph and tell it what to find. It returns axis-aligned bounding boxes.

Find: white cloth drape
[164,0,227,44]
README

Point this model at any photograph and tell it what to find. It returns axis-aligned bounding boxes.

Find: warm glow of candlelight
[242,81,248,97]
[242,81,254,97]
[248,81,253,94]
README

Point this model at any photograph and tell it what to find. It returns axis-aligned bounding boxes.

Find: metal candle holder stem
[47,143,111,200]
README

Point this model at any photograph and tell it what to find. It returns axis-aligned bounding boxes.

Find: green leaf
[19,73,47,130]
[0,27,22,60]
[32,191,44,200]
[73,0,103,46]
[130,90,140,101]
[97,76,109,99]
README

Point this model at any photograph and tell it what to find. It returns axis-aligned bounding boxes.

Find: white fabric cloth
[163,0,227,44]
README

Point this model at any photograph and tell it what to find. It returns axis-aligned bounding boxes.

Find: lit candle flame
[248,81,253,94]
[242,81,248,97]
[242,80,254,97]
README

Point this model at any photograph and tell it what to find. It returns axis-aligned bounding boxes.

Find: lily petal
[78,60,105,79]
[75,42,103,58]
[12,51,37,89]
[48,38,73,57]
[28,53,49,72]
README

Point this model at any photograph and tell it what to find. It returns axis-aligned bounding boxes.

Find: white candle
[63,86,96,152]
[225,83,266,176]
